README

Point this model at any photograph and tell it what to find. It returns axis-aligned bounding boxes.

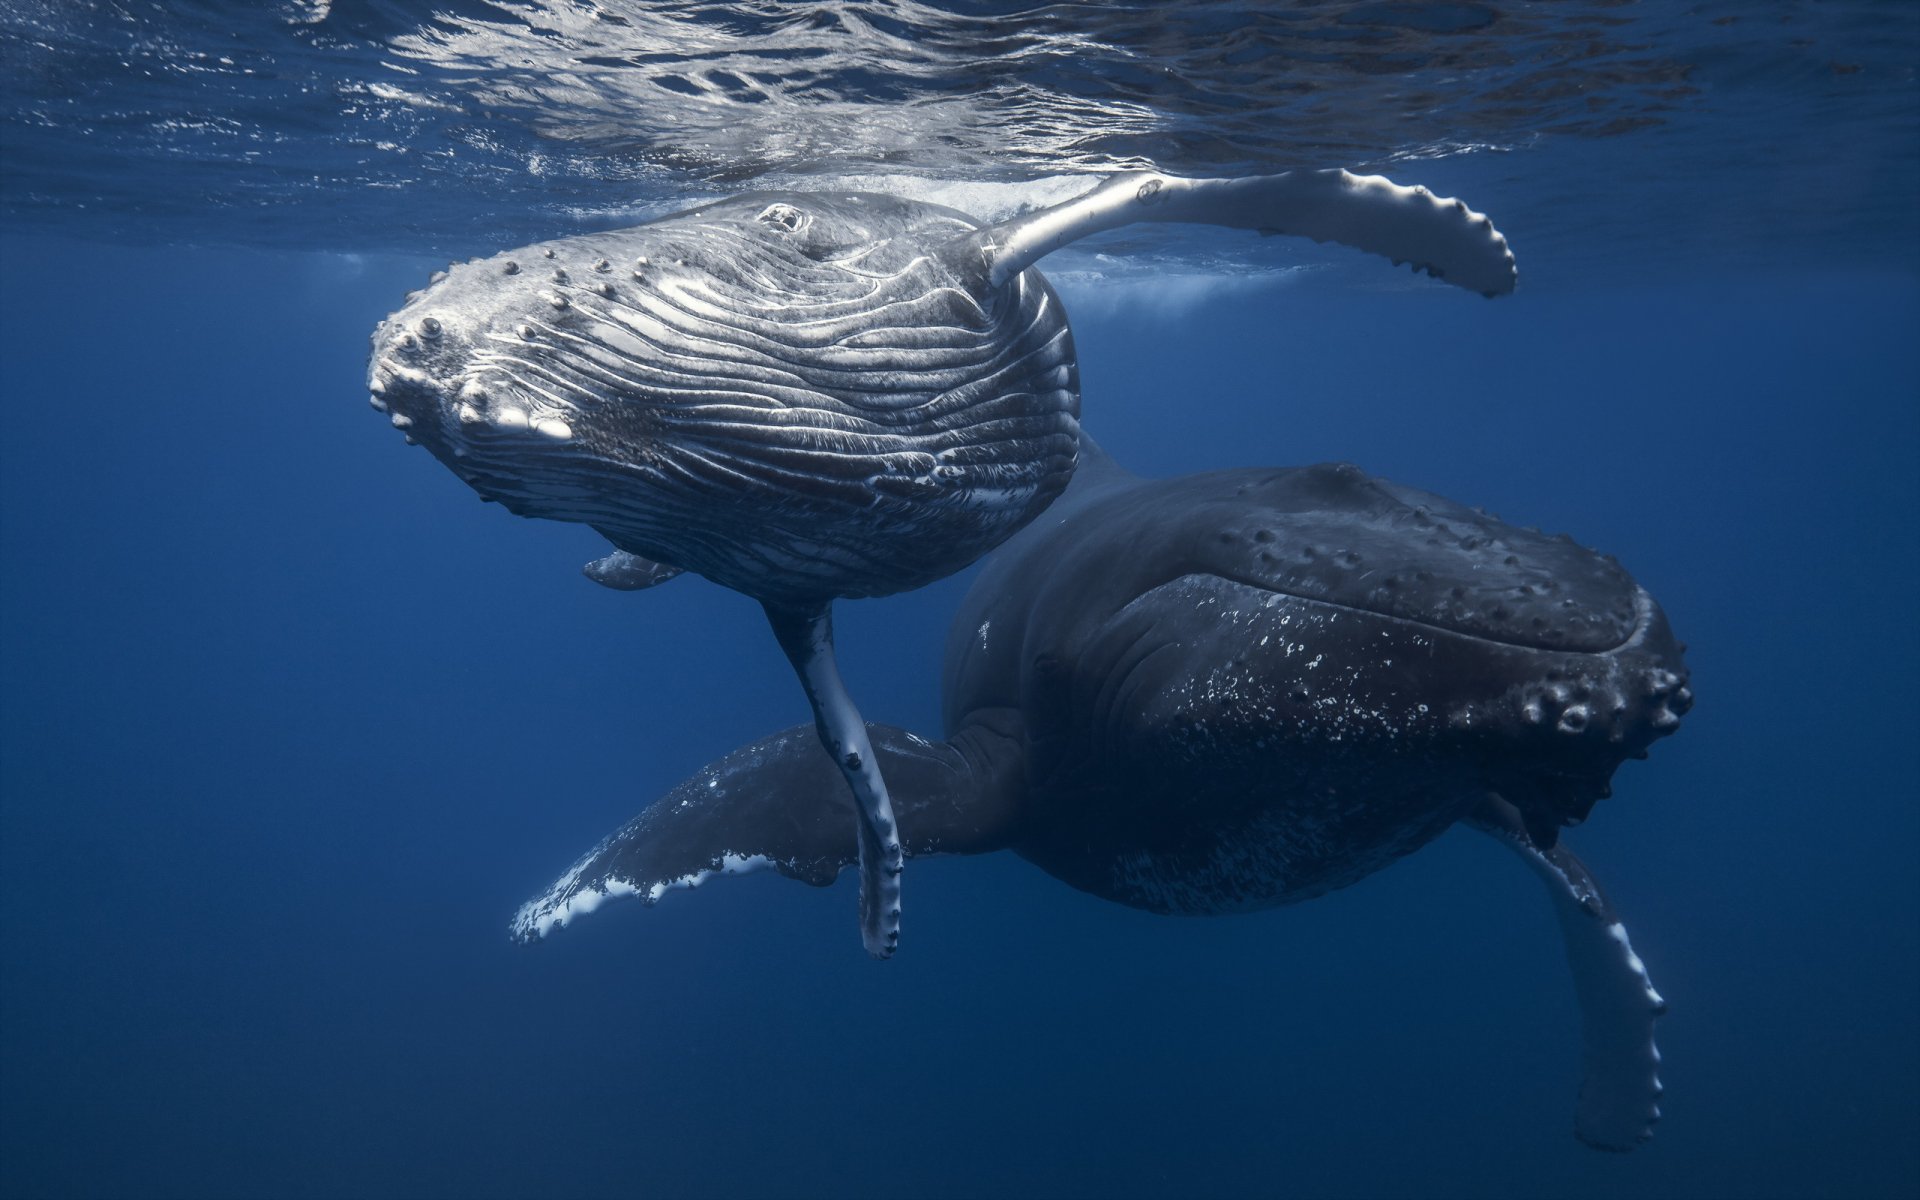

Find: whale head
[367,194,1079,603]
[367,256,633,523]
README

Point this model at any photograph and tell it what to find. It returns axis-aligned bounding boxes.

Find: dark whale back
[369,191,1080,603]
[944,448,1688,912]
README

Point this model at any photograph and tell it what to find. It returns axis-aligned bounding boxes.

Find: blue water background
[3,3,1917,1198]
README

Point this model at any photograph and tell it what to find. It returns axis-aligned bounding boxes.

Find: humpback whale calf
[513,439,1691,1152]
[368,170,1518,958]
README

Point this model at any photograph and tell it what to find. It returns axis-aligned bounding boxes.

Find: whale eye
[757,203,809,234]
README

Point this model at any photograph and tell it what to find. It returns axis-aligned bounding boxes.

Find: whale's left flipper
[763,601,907,959]
[583,550,684,590]
[511,714,1024,945]
[1469,797,1666,1151]
[974,169,1517,297]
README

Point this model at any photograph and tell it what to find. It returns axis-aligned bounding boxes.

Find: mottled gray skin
[514,440,1688,1150]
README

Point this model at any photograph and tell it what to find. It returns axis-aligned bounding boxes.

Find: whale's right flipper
[510,714,1024,945]
[1469,796,1666,1152]
[764,600,908,959]
[974,169,1517,297]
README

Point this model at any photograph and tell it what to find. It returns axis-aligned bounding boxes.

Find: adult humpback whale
[513,440,1692,1153]
[368,170,1517,958]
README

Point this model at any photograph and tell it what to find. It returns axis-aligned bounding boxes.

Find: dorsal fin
[1073,433,1130,482]
[960,170,1517,297]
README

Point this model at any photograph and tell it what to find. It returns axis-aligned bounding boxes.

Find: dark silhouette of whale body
[513,440,1691,1154]
[369,170,1518,958]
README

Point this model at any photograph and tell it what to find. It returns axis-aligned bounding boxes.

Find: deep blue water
[3,3,1918,1199]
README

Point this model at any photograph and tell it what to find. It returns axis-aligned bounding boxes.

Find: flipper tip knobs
[980,167,1519,298]
[1341,172,1518,297]
[857,824,905,959]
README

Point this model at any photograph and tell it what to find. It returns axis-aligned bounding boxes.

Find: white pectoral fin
[981,169,1516,296]
[509,720,1016,946]
[1470,799,1665,1151]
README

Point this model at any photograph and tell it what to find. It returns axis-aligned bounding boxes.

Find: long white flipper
[976,170,1517,297]
[1470,799,1666,1151]
[509,717,1025,945]
[764,601,904,959]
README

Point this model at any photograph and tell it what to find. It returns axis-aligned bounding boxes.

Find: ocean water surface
[1,3,1916,1198]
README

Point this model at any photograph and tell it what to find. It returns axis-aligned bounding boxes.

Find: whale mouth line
[1194,570,1649,656]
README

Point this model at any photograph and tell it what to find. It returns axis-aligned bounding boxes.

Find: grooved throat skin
[369,191,1080,604]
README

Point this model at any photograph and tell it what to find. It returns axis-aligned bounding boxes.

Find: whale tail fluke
[510,715,1026,944]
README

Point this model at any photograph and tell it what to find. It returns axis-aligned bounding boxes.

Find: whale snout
[367,340,442,446]
[1511,588,1691,746]
[1484,586,1691,846]
[367,292,591,515]
[367,301,473,447]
